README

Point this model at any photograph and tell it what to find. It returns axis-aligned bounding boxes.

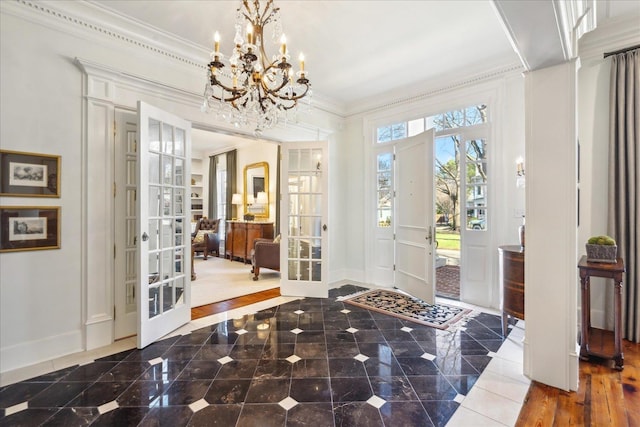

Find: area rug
[340,288,471,330]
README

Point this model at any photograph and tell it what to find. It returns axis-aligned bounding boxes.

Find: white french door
[137,101,192,348]
[280,141,328,298]
[114,109,138,339]
[395,130,436,304]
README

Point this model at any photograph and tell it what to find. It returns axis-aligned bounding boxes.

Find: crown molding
[578,14,640,62]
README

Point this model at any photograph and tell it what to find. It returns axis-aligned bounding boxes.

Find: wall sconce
[516,157,525,188]
[256,191,268,205]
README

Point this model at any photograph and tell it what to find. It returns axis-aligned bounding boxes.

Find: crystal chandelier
[202,0,311,134]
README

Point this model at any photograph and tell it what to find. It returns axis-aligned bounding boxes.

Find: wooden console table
[578,256,625,370]
[226,221,274,263]
[499,245,524,336]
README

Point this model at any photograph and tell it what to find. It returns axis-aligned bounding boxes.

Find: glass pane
[378,190,391,209]
[163,156,173,185]
[148,220,160,251]
[378,209,392,227]
[127,159,136,186]
[465,105,487,125]
[162,249,173,279]
[148,285,160,319]
[378,172,391,189]
[149,186,161,217]
[466,139,487,161]
[391,122,407,140]
[377,126,392,143]
[288,150,299,170]
[300,216,321,237]
[175,276,185,306]
[288,238,300,258]
[162,123,173,154]
[163,188,172,216]
[148,119,160,152]
[148,253,160,283]
[310,239,321,259]
[288,260,300,280]
[161,219,172,249]
[408,118,424,137]
[300,149,311,171]
[175,129,185,157]
[467,209,487,230]
[175,189,184,215]
[174,247,183,274]
[126,250,136,279]
[300,195,321,216]
[175,158,184,187]
[127,132,137,153]
[309,175,322,193]
[149,153,160,184]
[378,153,392,172]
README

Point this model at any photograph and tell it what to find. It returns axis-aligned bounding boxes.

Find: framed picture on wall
[0,206,60,252]
[0,150,61,197]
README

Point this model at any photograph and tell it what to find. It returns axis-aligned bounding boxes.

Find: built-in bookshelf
[191,158,204,223]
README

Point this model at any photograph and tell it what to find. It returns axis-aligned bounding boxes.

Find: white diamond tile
[279,396,299,410]
[218,356,233,365]
[454,393,465,403]
[346,327,358,334]
[367,395,386,409]
[353,353,369,362]
[421,352,436,361]
[98,400,119,415]
[286,355,302,364]
[4,402,28,416]
[340,309,351,314]
[294,310,304,315]
[401,326,413,333]
[291,328,303,334]
[236,328,248,335]
[488,351,498,358]
[148,357,163,366]
[189,398,209,413]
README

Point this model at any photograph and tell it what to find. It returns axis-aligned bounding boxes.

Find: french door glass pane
[465,138,487,231]
[377,153,393,228]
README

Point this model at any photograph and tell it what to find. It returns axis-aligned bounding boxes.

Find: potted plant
[586,235,617,263]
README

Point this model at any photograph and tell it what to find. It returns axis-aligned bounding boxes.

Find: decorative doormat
[340,289,472,330]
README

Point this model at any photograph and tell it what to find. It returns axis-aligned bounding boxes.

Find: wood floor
[191,287,281,320]
[516,339,640,426]
[192,289,640,426]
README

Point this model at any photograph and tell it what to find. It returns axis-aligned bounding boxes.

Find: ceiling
[86,0,639,151]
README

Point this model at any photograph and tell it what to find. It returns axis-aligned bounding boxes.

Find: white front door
[137,101,192,348]
[280,141,328,298]
[114,109,138,339]
[395,130,435,303]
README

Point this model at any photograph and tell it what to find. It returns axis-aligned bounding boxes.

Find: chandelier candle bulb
[246,23,253,44]
[299,53,305,72]
[280,34,287,55]
[214,32,220,53]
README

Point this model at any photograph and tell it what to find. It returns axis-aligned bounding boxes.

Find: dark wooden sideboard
[226,221,274,263]
[498,245,525,336]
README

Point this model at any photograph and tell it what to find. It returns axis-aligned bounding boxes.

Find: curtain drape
[226,149,237,221]
[208,155,217,220]
[276,144,281,236]
[608,48,639,343]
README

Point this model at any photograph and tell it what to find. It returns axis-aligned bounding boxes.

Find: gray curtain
[275,144,281,235]
[608,48,639,343]
[226,149,237,221]
[208,155,217,220]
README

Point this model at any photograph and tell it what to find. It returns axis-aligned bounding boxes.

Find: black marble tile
[236,403,286,427]
[357,342,394,358]
[117,380,171,407]
[295,331,326,343]
[205,379,251,404]
[330,377,372,402]
[353,329,387,343]
[445,374,479,395]
[124,344,172,362]
[215,359,260,380]
[62,362,119,382]
[290,358,330,378]
[245,378,290,403]
[388,341,426,358]
[29,381,90,407]
[326,341,360,358]
[381,329,415,342]
[434,356,481,376]
[324,330,356,343]
[89,407,149,427]
[230,344,266,360]
[333,401,384,427]
[379,401,435,427]
[66,381,130,407]
[41,407,99,426]
[254,359,292,379]
[1,408,59,426]
[421,400,459,427]
[477,339,506,352]
[157,379,211,406]
[139,405,194,426]
[140,360,189,382]
[178,360,221,380]
[286,402,334,427]
[98,361,150,382]
[26,365,78,382]
[261,343,296,359]
[328,358,367,378]
[464,354,493,373]
[175,332,213,346]
[205,331,239,345]
[161,345,201,361]
[0,381,52,408]
[294,342,328,358]
[369,376,419,401]
[235,332,269,346]
[408,375,458,401]
[188,404,242,427]
[193,344,234,360]
[396,357,441,376]
[350,318,379,329]
[363,357,406,378]
[290,378,332,402]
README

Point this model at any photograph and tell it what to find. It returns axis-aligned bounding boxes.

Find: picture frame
[0,150,60,197]
[0,206,60,252]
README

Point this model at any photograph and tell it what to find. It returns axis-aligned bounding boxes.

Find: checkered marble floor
[0,285,514,426]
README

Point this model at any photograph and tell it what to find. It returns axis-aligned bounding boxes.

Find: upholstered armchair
[191,218,220,260]
[251,237,280,280]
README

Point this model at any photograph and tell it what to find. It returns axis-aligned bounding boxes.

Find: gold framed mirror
[244,161,269,219]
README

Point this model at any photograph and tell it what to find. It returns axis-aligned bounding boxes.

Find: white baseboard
[1,329,83,374]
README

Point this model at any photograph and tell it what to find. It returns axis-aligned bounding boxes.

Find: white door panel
[137,101,192,348]
[395,130,435,304]
[280,141,328,298]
